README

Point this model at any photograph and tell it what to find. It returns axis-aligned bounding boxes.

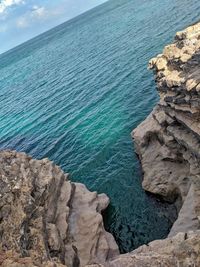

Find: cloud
[32,5,45,17]
[16,15,27,28]
[0,0,25,14]
[16,4,65,28]
[16,5,45,28]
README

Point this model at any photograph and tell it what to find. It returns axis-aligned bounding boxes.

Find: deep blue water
[0,0,200,253]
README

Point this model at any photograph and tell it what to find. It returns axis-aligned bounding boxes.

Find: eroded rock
[133,21,200,237]
[107,231,200,267]
[0,150,119,267]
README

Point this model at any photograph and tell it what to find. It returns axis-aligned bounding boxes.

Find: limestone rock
[86,231,200,267]
[0,150,119,267]
[107,231,200,267]
[133,21,200,236]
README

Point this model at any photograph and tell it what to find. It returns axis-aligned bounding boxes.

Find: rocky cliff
[1,22,200,267]
[133,21,200,237]
[0,150,119,267]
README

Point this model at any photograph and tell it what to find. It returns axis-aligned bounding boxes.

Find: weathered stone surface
[107,231,200,267]
[133,22,200,237]
[0,150,119,267]
[86,231,200,267]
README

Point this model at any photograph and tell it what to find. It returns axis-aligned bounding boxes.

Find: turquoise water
[0,0,200,253]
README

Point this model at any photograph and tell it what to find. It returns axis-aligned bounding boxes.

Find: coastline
[1,21,200,266]
[132,21,200,237]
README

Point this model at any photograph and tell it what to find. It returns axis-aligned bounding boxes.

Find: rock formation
[0,150,119,267]
[132,21,200,237]
[1,22,200,267]
[90,231,200,267]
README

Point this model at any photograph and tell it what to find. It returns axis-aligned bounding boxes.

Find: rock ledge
[0,150,119,267]
[133,21,200,238]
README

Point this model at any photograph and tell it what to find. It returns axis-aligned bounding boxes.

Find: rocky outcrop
[95,230,200,267]
[132,22,200,237]
[0,150,119,267]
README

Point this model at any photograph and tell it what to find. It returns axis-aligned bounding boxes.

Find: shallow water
[0,0,200,252]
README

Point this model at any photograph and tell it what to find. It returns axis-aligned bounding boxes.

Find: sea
[0,0,200,253]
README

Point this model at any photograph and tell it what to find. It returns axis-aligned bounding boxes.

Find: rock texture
[132,22,200,237]
[0,150,119,267]
[97,230,200,267]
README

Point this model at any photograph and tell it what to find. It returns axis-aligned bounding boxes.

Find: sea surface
[1,0,200,253]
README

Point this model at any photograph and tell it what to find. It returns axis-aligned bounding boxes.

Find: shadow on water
[102,152,178,253]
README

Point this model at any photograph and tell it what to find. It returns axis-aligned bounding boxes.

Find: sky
[0,0,107,54]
